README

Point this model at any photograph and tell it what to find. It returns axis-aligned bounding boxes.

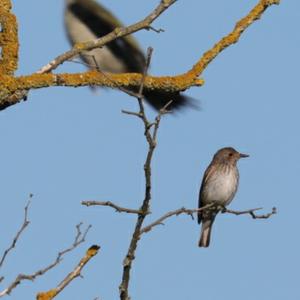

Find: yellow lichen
[87,245,100,257]
[36,290,57,300]
[0,7,19,74]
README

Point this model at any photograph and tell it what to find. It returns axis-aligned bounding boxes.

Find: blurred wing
[66,0,145,72]
[142,90,199,111]
[65,0,200,112]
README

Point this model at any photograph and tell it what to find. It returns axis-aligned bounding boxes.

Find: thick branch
[187,0,280,78]
[0,0,183,108]
[81,200,142,214]
[0,0,18,75]
[0,0,279,110]
[36,245,100,300]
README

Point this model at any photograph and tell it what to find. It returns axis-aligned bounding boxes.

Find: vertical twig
[119,47,171,300]
[0,198,31,269]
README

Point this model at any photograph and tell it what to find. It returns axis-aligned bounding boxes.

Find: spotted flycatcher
[198,147,249,247]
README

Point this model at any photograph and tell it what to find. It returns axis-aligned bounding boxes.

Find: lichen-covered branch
[186,0,280,79]
[0,0,280,110]
[0,0,18,75]
[0,0,183,109]
[36,245,100,300]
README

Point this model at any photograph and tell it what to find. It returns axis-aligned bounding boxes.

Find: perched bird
[64,0,192,111]
[198,147,249,247]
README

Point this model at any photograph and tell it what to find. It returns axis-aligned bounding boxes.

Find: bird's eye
[229,152,233,157]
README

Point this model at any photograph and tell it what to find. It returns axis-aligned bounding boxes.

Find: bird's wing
[197,163,214,224]
[67,0,146,72]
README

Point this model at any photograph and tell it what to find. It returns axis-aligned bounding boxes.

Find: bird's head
[213,147,249,165]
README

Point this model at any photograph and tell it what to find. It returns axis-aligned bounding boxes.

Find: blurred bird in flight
[64,0,194,111]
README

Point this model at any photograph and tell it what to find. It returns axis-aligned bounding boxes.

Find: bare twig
[36,245,100,300]
[0,223,91,297]
[223,206,277,219]
[121,110,142,117]
[139,205,277,235]
[140,204,215,234]
[138,48,153,98]
[0,197,31,269]
[146,26,165,33]
[119,48,169,300]
[81,200,142,214]
[60,222,91,256]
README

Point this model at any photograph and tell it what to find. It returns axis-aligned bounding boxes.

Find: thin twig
[81,200,143,214]
[121,110,142,117]
[140,203,215,234]
[0,196,32,269]
[119,48,167,300]
[36,245,100,300]
[138,47,153,98]
[139,205,277,235]
[146,26,165,33]
[0,223,91,297]
[223,206,277,219]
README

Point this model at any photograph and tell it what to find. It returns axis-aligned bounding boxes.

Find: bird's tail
[142,90,199,112]
[198,219,214,247]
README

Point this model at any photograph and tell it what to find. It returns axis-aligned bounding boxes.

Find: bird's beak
[239,152,249,158]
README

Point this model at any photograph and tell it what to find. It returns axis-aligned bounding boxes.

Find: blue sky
[1,0,299,299]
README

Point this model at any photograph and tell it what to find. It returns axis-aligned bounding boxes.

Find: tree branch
[81,200,142,214]
[139,205,277,235]
[222,206,277,219]
[36,245,100,300]
[140,204,215,234]
[118,48,171,300]
[0,0,280,110]
[0,196,32,269]
[0,223,91,297]
[0,0,181,109]
[0,0,18,75]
